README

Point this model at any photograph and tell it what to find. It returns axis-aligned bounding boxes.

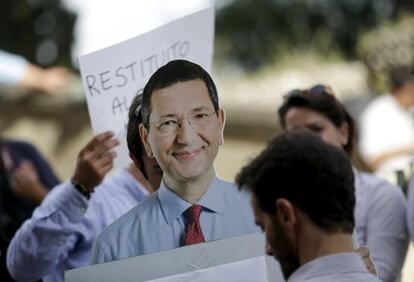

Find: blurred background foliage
[358,16,414,91]
[0,0,76,68]
[215,0,414,91]
[1,0,414,92]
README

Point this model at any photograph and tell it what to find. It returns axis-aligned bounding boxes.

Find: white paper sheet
[65,233,285,282]
[146,256,268,282]
[77,7,214,170]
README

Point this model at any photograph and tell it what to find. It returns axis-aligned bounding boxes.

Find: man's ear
[217,108,226,145]
[275,198,297,233]
[139,123,154,158]
[338,122,350,147]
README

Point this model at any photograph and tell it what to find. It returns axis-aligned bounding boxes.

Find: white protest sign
[78,6,214,169]
[65,233,285,282]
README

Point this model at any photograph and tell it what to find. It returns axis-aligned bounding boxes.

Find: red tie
[182,205,205,245]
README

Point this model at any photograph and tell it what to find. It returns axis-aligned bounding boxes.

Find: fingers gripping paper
[77,7,214,170]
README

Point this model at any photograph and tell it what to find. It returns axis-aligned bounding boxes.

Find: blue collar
[158,175,225,225]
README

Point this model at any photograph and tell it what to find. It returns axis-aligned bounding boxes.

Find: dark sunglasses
[283,84,335,100]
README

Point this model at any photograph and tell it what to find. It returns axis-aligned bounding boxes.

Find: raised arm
[6,131,119,281]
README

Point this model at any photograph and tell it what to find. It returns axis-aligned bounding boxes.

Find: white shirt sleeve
[0,50,28,86]
[365,180,408,281]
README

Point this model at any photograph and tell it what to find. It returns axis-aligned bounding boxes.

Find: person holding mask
[7,94,162,282]
[91,60,258,264]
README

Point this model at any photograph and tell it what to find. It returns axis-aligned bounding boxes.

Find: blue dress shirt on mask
[91,174,259,264]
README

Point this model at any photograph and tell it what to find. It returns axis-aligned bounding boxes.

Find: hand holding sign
[72,131,119,193]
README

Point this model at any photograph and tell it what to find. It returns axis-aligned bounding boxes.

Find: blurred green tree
[358,16,414,91]
[0,0,76,68]
[216,0,411,71]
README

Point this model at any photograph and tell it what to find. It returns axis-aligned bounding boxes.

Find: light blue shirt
[7,168,148,282]
[91,175,259,264]
[288,252,382,282]
[354,169,408,282]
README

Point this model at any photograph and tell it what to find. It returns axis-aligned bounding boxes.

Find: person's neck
[164,168,215,204]
[298,224,354,266]
[127,164,154,193]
